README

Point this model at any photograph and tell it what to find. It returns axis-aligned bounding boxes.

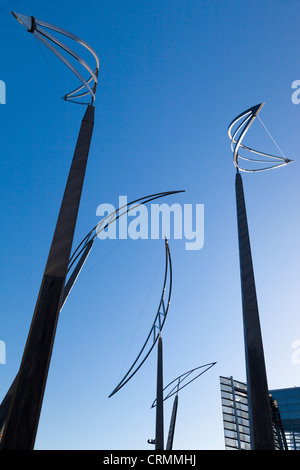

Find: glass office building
[220,376,251,450]
[220,376,300,450]
[270,387,300,450]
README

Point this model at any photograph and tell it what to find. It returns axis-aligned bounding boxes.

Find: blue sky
[0,0,299,450]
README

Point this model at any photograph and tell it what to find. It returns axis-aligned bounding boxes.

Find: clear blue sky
[0,0,299,450]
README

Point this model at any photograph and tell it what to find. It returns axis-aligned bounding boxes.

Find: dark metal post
[235,171,275,450]
[0,378,17,438]
[0,238,94,436]
[155,334,164,450]
[0,105,95,450]
[166,393,178,450]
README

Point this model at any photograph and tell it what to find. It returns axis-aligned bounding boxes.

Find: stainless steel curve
[67,190,184,275]
[12,11,99,104]
[228,103,293,172]
[151,362,216,407]
[108,238,173,398]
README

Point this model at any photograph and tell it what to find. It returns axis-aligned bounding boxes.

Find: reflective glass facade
[270,387,300,450]
[220,376,251,450]
[220,377,300,450]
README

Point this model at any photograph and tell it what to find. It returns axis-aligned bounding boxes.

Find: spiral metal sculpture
[228,103,293,449]
[228,103,293,172]
[12,11,99,104]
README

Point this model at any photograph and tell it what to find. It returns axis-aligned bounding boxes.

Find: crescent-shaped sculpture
[228,103,293,172]
[11,11,99,104]
[0,190,183,434]
[67,190,184,279]
[108,237,172,398]
[151,362,216,407]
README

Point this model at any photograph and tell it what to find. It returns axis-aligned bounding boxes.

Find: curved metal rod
[0,191,182,431]
[67,190,184,275]
[108,238,172,398]
[11,12,99,104]
[228,103,293,172]
[61,239,94,310]
[151,362,217,408]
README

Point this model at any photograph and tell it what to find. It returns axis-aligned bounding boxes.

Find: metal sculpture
[108,237,172,398]
[67,190,183,280]
[0,190,183,441]
[11,12,99,104]
[151,362,217,407]
[151,362,216,450]
[228,102,292,172]
[228,103,293,450]
[1,13,99,450]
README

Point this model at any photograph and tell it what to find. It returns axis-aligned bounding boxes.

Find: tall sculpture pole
[106,238,173,449]
[1,13,99,450]
[166,393,178,450]
[228,103,292,450]
[0,239,94,437]
[0,192,181,440]
[235,170,275,450]
[108,238,173,399]
[155,333,164,450]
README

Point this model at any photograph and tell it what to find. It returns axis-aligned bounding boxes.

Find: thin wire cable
[75,239,125,279]
[34,36,65,97]
[257,115,287,160]
[116,253,163,382]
